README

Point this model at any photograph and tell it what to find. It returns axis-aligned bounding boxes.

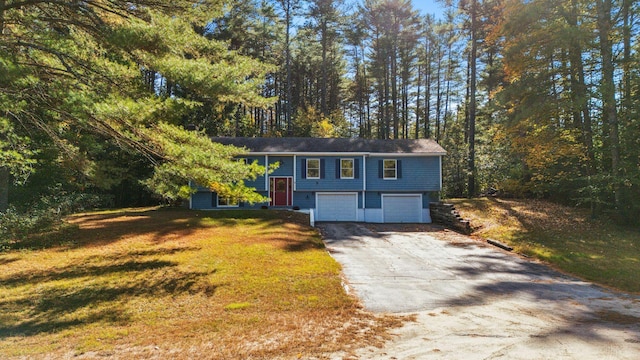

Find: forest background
[1,0,638,240]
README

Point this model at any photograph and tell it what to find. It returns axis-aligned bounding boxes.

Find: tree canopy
[0,0,274,207]
[1,0,639,223]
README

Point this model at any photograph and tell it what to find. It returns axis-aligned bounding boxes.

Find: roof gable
[211,137,446,155]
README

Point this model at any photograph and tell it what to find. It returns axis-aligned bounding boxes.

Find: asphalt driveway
[318,223,640,359]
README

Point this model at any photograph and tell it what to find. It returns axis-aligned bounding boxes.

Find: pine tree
[0,1,273,204]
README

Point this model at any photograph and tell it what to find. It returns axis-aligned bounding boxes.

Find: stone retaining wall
[429,202,473,235]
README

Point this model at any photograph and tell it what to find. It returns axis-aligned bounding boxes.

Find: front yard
[0,208,400,359]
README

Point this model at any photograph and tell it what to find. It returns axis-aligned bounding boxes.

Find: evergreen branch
[13,39,123,88]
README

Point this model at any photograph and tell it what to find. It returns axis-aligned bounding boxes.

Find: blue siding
[365,192,382,209]
[423,192,439,208]
[293,192,315,209]
[268,156,294,177]
[366,156,441,192]
[242,156,267,191]
[191,154,441,213]
[296,156,364,191]
[191,192,215,209]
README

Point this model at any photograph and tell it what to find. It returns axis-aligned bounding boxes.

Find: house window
[307,158,320,179]
[383,159,397,180]
[218,196,239,207]
[341,159,354,179]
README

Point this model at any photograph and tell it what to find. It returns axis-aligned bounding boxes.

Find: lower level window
[218,196,239,207]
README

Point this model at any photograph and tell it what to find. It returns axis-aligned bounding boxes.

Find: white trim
[383,159,397,180]
[439,155,443,191]
[246,152,445,157]
[264,155,269,191]
[366,152,445,157]
[381,193,423,223]
[249,152,369,156]
[306,158,321,179]
[340,158,355,179]
[293,155,297,191]
[269,176,293,207]
[362,155,367,191]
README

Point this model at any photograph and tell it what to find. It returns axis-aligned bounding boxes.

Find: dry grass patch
[451,198,640,293]
[0,208,402,359]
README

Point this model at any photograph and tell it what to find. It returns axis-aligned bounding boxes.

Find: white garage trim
[382,194,423,223]
[316,192,358,222]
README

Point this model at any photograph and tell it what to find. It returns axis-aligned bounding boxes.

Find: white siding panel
[382,194,422,223]
[316,193,358,222]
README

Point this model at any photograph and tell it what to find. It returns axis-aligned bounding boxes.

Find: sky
[412,0,446,18]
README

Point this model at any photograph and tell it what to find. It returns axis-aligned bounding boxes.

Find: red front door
[270,177,292,207]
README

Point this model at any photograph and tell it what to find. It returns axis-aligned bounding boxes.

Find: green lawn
[0,208,400,359]
[451,198,640,293]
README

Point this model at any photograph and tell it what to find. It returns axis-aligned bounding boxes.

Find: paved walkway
[318,223,640,360]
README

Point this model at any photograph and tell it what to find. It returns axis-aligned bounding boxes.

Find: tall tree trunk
[465,49,470,144]
[0,167,8,212]
[1,11,13,215]
[467,0,478,198]
[622,0,632,114]
[416,63,421,139]
[435,47,442,142]
[391,45,399,139]
[284,0,293,135]
[363,43,371,138]
[443,39,453,138]
[0,0,5,34]
[320,18,328,116]
[596,0,621,210]
[564,0,596,213]
[425,40,432,138]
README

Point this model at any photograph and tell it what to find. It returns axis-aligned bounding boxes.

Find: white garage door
[316,193,358,222]
[383,194,422,223]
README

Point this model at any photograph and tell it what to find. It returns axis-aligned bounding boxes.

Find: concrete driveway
[318,223,640,360]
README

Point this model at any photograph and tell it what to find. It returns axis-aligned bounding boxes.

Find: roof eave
[242,151,447,156]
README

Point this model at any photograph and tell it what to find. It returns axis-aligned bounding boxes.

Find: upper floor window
[341,159,354,179]
[306,158,320,179]
[383,159,397,180]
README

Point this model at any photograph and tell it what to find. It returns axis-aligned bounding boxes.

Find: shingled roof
[211,137,446,155]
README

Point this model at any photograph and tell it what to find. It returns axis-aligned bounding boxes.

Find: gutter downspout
[362,155,367,222]
[439,155,443,195]
[293,155,297,191]
[265,155,269,201]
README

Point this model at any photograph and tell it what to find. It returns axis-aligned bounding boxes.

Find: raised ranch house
[190,137,446,223]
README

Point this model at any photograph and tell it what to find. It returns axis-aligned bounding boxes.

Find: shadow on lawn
[7,207,321,258]
[0,252,218,338]
[65,208,317,251]
[0,208,323,338]
[65,208,205,248]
